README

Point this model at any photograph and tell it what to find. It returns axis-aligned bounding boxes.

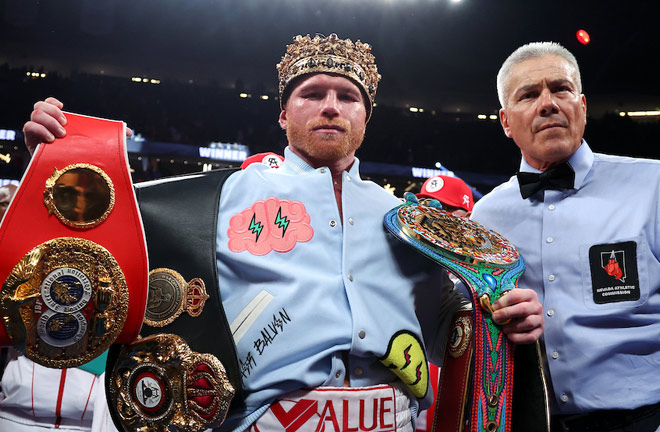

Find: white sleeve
[90,373,120,432]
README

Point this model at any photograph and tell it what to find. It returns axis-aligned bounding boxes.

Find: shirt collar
[282,146,362,178]
[518,139,593,190]
[567,140,593,189]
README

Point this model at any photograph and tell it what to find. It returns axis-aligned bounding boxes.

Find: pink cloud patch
[227,197,314,255]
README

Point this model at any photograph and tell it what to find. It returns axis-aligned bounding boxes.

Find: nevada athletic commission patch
[588,241,640,304]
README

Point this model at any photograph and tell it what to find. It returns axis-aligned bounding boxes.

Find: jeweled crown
[277,33,381,117]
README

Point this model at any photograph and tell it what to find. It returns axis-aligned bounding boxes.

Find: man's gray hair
[496,42,582,108]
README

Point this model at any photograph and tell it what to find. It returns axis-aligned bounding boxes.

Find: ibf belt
[384,196,524,432]
[248,383,413,432]
[0,112,148,368]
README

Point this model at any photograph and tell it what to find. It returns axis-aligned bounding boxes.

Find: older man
[22,34,543,431]
[471,42,660,432]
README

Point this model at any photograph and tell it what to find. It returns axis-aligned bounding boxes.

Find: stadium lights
[626,111,660,117]
[576,29,590,45]
[239,93,250,98]
[260,95,269,100]
[477,114,487,119]
[409,107,419,112]
[489,114,498,120]
[26,72,46,79]
[131,77,160,84]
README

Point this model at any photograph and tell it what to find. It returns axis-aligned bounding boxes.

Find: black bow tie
[517,162,575,199]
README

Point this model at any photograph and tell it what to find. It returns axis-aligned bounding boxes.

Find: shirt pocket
[579,235,650,310]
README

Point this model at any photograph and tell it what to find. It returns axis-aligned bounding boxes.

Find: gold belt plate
[144,268,209,327]
[0,237,128,368]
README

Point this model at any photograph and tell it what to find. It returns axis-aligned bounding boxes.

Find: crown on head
[277,33,381,116]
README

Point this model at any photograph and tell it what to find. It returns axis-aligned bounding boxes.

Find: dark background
[1,0,659,194]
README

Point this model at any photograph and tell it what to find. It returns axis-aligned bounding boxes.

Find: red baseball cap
[416,175,473,212]
[240,152,284,170]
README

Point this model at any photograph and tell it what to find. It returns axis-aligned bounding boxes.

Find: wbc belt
[0,112,148,368]
[384,195,523,432]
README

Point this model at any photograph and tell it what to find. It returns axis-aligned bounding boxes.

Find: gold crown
[277,34,381,115]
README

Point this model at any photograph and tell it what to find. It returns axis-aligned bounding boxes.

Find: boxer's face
[279,73,366,168]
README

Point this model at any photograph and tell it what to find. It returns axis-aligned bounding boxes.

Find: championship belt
[0,113,148,368]
[384,196,524,432]
[107,333,234,431]
[106,169,241,432]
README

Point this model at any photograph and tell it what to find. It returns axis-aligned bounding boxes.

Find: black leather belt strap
[105,168,244,415]
[552,400,660,432]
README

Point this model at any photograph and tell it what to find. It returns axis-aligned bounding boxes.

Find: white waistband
[249,383,413,432]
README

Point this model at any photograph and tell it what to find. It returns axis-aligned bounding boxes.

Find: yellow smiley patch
[379,330,428,398]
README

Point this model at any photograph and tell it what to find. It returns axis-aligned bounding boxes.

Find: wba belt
[105,169,242,432]
[0,112,148,368]
[384,196,549,432]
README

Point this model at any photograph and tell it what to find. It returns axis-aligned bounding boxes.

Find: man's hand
[492,288,544,344]
[23,97,67,155]
[23,97,133,155]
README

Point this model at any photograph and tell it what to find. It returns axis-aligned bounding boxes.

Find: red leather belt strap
[0,112,148,366]
[432,308,474,432]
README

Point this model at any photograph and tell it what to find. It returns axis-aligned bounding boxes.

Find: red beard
[286,117,365,162]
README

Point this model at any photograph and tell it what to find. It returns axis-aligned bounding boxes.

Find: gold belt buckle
[107,333,234,431]
[0,237,128,368]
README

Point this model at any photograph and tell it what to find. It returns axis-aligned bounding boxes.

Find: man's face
[499,55,587,171]
[0,184,17,221]
[279,73,367,167]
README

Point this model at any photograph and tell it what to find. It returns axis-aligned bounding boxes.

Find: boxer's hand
[23,97,133,155]
[23,97,67,154]
[492,288,544,344]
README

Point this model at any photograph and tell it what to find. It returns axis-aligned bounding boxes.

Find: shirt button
[561,394,569,403]
[346,175,352,182]
[358,330,366,339]
[329,220,337,228]
[355,368,363,376]
[548,204,556,211]
[552,351,559,359]
[547,309,555,317]
[348,274,354,282]
[335,370,342,378]
[548,274,556,282]
[348,217,354,225]
[546,237,554,243]
[320,168,327,173]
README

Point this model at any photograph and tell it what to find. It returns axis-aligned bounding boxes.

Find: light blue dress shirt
[215,147,462,430]
[471,141,660,415]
